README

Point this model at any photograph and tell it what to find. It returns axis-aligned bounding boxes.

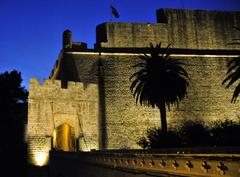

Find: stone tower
[62,29,72,49]
[27,79,98,166]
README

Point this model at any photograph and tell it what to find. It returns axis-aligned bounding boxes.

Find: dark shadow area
[27,165,49,177]
[0,70,28,177]
[97,55,107,149]
[57,53,81,88]
[55,52,99,89]
[156,9,168,23]
[138,119,240,149]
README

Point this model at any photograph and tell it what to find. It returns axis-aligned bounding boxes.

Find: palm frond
[232,84,240,103]
[223,68,240,87]
[129,69,146,81]
[226,57,240,68]
[130,42,189,108]
[134,81,145,104]
[139,54,151,61]
[162,44,171,57]
[130,78,139,92]
[132,62,146,68]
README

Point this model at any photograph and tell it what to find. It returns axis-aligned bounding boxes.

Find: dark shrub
[210,119,240,146]
[179,120,211,147]
[137,137,149,149]
[137,127,182,149]
[138,119,240,149]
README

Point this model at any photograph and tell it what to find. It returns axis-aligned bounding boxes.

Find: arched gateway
[53,123,76,151]
[27,79,99,166]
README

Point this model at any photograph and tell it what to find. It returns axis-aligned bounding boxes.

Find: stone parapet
[96,22,168,48]
[95,9,240,50]
[50,149,240,177]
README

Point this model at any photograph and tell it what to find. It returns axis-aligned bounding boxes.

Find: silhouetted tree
[223,27,240,103]
[222,57,240,103]
[130,43,189,133]
[0,70,28,177]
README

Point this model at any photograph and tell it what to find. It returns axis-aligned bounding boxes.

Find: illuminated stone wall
[51,53,161,149]
[50,51,240,150]
[96,22,168,48]
[167,56,240,126]
[27,79,99,165]
[96,9,240,50]
[97,54,160,149]
[99,54,240,148]
[28,8,240,164]
[157,9,240,50]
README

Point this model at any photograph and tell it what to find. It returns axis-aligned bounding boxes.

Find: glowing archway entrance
[53,123,76,151]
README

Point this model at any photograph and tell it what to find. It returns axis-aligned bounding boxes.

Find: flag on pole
[111,5,120,18]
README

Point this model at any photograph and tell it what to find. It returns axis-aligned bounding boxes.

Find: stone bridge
[49,147,240,177]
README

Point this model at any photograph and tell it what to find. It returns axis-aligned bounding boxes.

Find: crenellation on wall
[27,78,99,165]
[29,78,98,100]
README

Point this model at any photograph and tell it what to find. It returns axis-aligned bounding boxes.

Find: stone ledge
[50,149,240,177]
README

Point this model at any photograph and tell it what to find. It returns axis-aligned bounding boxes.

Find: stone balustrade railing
[50,147,240,177]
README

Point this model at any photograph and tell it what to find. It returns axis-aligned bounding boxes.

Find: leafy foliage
[222,57,240,103]
[130,43,189,132]
[130,43,189,108]
[138,119,240,149]
[179,120,211,147]
[0,70,28,177]
[222,26,240,103]
[210,119,240,146]
[0,70,28,107]
[137,127,182,148]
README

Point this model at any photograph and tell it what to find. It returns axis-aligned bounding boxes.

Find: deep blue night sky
[0,0,240,88]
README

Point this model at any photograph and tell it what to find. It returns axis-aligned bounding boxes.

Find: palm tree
[130,43,189,133]
[222,26,240,103]
[222,57,240,103]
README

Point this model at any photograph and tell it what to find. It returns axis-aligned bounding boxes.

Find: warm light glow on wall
[53,129,57,149]
[53,123,76,151]
[28,137,52,166]
[34,151,49,166]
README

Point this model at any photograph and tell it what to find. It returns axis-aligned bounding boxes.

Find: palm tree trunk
[159,102,167,133]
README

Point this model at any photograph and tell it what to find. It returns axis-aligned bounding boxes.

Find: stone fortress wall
[50,52,161,150]
[51,8,240,149]
[28,8,240,165]
[27,78,99,166]
[96,9,240,49]
[51,51,240,151]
